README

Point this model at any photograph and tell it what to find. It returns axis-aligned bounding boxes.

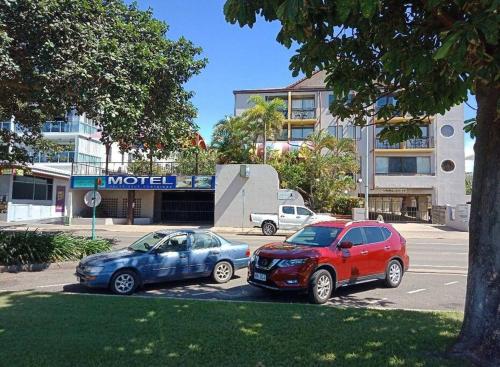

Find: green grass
[0,292,467,367]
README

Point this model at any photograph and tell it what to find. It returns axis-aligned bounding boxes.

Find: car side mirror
[338,241,353,249]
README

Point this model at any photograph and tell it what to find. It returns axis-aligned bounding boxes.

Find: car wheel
[385,260,403,288]
[110,269,139,295]
[212,261,234,284]
[308,269,333,304]
[262,221,277,236]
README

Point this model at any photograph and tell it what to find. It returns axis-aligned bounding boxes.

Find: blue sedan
[76,230,250,295]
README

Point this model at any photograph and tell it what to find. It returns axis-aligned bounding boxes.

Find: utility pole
[364,123,370,219]
[263,120,267,164]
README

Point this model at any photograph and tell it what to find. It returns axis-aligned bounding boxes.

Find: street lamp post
[364,124,370,219]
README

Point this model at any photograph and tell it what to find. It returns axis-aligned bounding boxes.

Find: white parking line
[36,283,71,289]
[407,288,426,294]
[444,281,459,286]
[412,264,467,268]
[367,298,388,304]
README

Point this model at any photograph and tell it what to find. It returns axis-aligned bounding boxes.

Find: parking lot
[0,224,468,311]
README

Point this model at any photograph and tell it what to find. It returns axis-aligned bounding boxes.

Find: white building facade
[234,70,466,222]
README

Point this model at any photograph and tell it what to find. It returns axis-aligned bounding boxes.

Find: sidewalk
[0,221,469,239]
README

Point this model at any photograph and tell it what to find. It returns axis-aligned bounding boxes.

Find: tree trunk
[104,143,110,175]
[450,85,500,367]
[126,190,135,225]
[149,152,153,175]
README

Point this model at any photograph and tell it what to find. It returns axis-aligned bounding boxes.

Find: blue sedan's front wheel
[110,269,139,295]
[212,261,233,284]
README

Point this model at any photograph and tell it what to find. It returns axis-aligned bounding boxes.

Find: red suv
[248,220,409,304]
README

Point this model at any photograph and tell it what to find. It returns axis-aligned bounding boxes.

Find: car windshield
[128,232,167,252]
[285,226,342,247]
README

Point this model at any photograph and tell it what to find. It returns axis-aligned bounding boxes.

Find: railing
[290,109,316,119]
[72,161,184,176]
[375,137,434,149]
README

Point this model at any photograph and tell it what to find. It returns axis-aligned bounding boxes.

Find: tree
[0,0,205,167]
[224,1,499,365]
[242,95,287,163]
[211,116,254,163]
[297,130,358,211]
[176,148,218,176]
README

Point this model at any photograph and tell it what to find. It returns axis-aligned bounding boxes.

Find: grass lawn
[0,292,467,367]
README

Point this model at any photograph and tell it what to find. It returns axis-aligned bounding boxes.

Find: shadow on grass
[0,291,468,367]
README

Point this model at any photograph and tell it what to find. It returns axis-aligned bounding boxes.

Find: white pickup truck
[250,205,336,235]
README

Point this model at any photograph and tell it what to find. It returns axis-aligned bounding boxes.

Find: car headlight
[277,259,307,267]
[83,265,104,274]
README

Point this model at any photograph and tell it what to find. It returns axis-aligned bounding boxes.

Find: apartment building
[0,110,113,222]
[234,70,466,222]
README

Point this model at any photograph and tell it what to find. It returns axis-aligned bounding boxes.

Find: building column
[127,190,135,225]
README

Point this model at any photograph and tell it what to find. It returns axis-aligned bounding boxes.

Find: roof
[233,70,329,94]
[310,220,389,228]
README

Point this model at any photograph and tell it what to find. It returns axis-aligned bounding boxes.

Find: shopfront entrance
[368,195,432,223]
[159,191,214,224]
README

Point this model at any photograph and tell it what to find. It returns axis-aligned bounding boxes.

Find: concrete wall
[445,204,470,232]
[214,164,303,228]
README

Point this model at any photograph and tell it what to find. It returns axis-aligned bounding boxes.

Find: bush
[330,196,364,215]
[0,230,112,266]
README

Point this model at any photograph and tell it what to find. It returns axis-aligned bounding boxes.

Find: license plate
[254,272,266,281]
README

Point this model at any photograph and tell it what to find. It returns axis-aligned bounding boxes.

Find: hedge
[0,230,112,266]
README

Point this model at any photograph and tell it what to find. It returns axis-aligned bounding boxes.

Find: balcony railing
[290,109,315,119]
[375,137,434,149]
[72,161,186,176]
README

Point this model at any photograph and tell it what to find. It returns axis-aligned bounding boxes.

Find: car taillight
[400,235,406,246]
[245,248,251,257]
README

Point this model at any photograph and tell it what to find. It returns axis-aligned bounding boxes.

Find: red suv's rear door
[362,226,389,276]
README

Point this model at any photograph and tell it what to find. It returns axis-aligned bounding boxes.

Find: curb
[0,261,78,273]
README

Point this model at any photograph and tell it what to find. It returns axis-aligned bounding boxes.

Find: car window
[157,234,188,252]
[128,232,166,252]
[282,206,295,215]
[363,227,385,244]
[285,226,342,247]
[341,228,365,246]
[297,207,312,216]
[381,227,392,240]
[191,233,219,250]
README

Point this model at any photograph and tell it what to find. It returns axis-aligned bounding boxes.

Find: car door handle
[209,250,220,255]
[296,216,301,219]
[280,215,285,218]
[384,246,391,250]
[179,253,188,258]
[361,250,368,255]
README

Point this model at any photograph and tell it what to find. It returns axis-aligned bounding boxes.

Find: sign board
[278,190,298,200]
[352,208,366,221]
[55,186,66,213]
[71,175,215,190]
[456,204,470,223]
[84,191,102,207]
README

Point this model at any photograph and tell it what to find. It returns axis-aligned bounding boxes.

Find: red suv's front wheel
[308,269,333,304]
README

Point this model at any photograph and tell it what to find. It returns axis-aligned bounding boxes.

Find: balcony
[290,109,315,120]
[375,137,434,150]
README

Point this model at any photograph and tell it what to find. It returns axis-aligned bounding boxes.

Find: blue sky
[134,0,475,170]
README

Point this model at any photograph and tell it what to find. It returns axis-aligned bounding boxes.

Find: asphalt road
[0,228,468,311]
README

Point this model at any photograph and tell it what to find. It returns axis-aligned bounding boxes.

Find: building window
[339,124,361,140]
[291,97,315,119]
[0,121,11,130]
[376,157,431,175]
[12,175,53,201]
[291,126,314,140]
[441,125,454,138]
[441,160,455,172]
[276,127,288,141]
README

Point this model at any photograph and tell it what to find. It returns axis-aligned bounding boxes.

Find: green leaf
[434,33,460,60]
[360,0,378,18]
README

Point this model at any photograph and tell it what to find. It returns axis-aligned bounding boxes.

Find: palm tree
[211,116,253,163]
[298,129,359,210]
[242,95,287,163]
